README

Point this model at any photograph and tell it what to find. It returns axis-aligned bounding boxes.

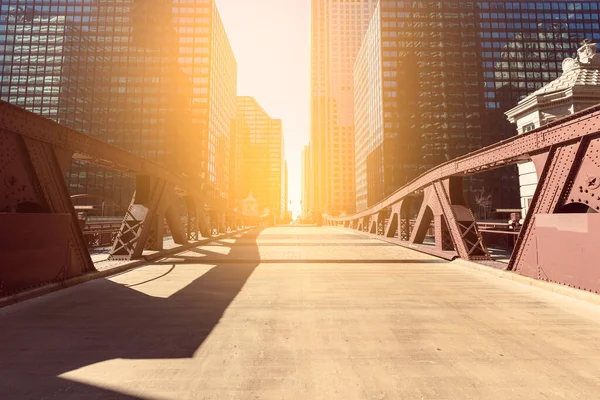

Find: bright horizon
[217,0,310,218]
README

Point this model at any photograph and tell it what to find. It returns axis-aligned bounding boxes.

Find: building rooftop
[524,41,600,99]
[506,41,600,123]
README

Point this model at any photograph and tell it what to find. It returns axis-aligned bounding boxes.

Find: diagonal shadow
[153,258,448,265]
[0,228,265,399]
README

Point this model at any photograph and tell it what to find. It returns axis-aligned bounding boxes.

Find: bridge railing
[0,101,262,296]
[324,104,600,293]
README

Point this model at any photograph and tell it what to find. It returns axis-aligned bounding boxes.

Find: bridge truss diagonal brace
[369,210,386,235]
[356,217,364,232]
[385,199,412,240]
[196,202,211,238]
[408,186,451,251]
[432,180,490,261]
[185,196,199,241]
[509,138,591,277]
[109,177,185,260]
[22,138,95,277]
[409,187,437,245]
[408,180,490,260]
[385,202,402,238]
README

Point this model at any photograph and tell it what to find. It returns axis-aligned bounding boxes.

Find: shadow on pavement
[0,228,265,399]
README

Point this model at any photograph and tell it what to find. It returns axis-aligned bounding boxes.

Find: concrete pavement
[2,226,600,399]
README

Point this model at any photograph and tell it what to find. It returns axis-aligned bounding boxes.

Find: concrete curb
[334,226,600,305]
[0,228,253,309]
[451,259,600,306]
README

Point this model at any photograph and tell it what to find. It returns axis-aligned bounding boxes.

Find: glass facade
[301,144,313,220]
[354,3,383,212]
[311,0,378,216]
[0,0,236,213]
[354,0,600,213]
[234,96,285,219]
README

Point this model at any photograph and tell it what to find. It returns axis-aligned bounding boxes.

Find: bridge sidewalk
[1,227,600,399]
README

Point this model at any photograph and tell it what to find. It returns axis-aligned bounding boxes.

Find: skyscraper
[234,96,285,220]
[283,160,289,221]
[0,1,237,213]
[353,1,600,213]
[310,0,378,217]
[301,145,313,220]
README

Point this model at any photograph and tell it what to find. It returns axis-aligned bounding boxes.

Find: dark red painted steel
[327,105,600,221]
[325,105,600,293]
[0,101,255,295]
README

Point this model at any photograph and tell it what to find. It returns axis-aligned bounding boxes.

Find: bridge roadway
[2,226,600,399]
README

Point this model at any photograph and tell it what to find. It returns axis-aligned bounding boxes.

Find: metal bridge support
[109,176,186,260]
[369,211,386,235]
[385,202,401,238]
[206,210,226,236]
[321,107,600,290]
[369,215,377,234]
[509,137,600,292]
[197,202,211,238]
[409,187,438,246]
[218,212,226,234]
[0,130,95,294]
[432,178,490,260]
[409,179,489,261]
[385,199,412,240]
[185,196,199,241]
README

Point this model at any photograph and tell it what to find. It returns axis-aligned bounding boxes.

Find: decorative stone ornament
[563,40,600,72]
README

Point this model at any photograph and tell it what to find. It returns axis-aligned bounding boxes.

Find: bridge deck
[2,227,600,399]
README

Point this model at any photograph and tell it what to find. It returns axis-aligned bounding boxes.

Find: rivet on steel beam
[586,176,600,190]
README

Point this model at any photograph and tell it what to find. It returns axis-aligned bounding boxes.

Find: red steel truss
[324,104,600,293]
[0,101,257,295]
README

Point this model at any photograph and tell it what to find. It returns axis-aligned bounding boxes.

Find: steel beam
[385,202,402,238]
[0,130,95,294]
[432,179,490,260]
[409,188,436,245]
[508,136,600,293]
[109,178,168,260]
[324,105,600,223]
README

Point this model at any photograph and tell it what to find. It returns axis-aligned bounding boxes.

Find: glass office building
[310,0,379,217]
[354,0,600,213]
[234,96,285,219]
[0,1,236,213]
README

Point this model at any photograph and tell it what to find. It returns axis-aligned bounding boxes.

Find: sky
[217,0,311,218]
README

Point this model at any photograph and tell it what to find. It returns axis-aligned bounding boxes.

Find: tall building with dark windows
[0,1,237,214]
[311,0,378,217]
[301,144,314,220]
[354,0,600,214]
[234,96,285,220]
